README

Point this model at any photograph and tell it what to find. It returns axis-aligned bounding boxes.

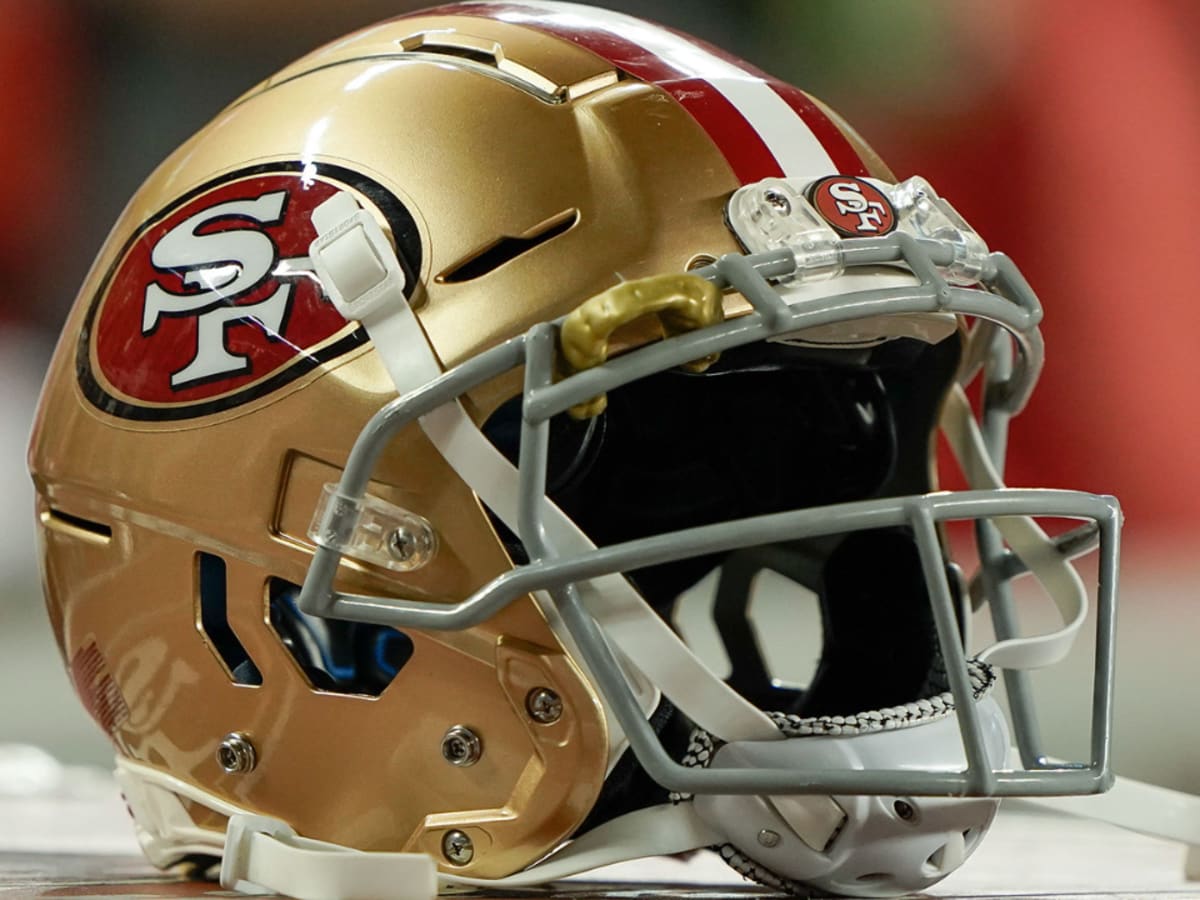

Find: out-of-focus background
[1,0,1196,799]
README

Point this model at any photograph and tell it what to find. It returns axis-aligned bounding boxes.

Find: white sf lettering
[143,190,299,389]
[828,181,887,233]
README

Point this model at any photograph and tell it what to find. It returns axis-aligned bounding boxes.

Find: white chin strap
[309,190,778,745]
[940,384,1089,669]
[289,192,1149,900]
[221,803,722,900]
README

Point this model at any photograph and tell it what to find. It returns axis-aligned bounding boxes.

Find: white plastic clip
[221,815,296,896]
[221,814,437,900]
[310,191,407,322]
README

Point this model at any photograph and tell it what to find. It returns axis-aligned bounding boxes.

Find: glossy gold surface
[28,9,894,880]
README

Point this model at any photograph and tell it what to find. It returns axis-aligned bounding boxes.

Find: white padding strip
[941,386,1087,669]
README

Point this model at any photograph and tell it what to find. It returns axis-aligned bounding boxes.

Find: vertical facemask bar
[1090,507,1120,784]
[975,328,1048,768]
[517,323,558,561]
[911,503,999,795]
[966,324,1120,784]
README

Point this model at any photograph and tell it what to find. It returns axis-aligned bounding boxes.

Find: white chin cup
[693,695,1010,898]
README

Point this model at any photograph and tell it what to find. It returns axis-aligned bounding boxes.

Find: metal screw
[388,526,418,563]
[763,189,791,216]
[216,732,257,774]
[441,725,482,767]
[442,830,474,865]
[757,829,781,848]
[893,798,918,822]
[525,687,563,724]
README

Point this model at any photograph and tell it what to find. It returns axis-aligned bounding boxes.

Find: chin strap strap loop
[221,815,436,900]
[221,804,724,899]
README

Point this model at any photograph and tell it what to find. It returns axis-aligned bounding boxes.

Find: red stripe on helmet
[647,77,786,184]
[647,25,868,177]
[767,81,869,177]
[408,3,793,183]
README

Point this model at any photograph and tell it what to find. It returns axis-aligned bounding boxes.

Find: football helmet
[30,2,1121,897]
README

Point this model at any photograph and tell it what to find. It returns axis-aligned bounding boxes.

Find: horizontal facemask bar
[308,482,1119,798]
[522,239,1043,425]
[309,227,1044,502]
[299,227,1113,799]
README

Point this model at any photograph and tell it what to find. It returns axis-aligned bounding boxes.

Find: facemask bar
[970,325,1088,773]
[299,228,1120,799]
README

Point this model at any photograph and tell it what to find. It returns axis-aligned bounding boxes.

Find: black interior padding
[483,333,964,829]
[574,696,686,836]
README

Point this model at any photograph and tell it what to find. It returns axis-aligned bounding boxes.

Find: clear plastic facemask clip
[727,174,990,287]
[308,483,438,572]
[890,175,990,285]
[726,178,845,282]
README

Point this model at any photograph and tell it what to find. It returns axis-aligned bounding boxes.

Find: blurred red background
[5,0,1197,537]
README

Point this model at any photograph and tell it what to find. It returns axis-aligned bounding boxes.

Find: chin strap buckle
[309,191,408,322]
[221,814,437,900]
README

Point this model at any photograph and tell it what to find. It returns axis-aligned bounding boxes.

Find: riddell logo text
[78,164,420,421]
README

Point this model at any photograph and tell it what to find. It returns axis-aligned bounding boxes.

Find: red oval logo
[808,176,896,238]
[79,163,421,421]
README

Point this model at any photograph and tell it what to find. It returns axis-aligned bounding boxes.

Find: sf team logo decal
[79,163,421,421]
[808,175,896,238]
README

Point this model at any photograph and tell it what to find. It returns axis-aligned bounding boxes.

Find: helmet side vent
[266,575,415,697]
[437,209,580,284]
[41,507,112,543]
[196,552,263,687]
[397,31,618,103]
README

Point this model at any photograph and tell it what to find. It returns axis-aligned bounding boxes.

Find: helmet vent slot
[266,577,414,696]
[43,507,112,542]
[196,552,263,686]
[396,31,618,102]
[405,42,496,67]
[437,209,579,284]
